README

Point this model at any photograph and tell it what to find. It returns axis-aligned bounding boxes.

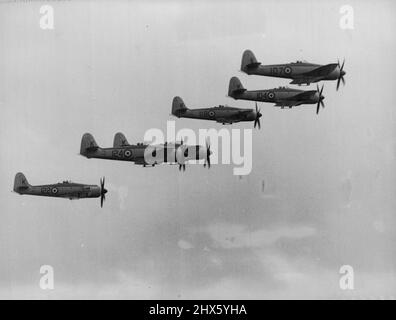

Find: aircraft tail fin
[80,133,99,156]
[241,49,261,73]
[228,76,246,98]
[13,172,30,193]
[172,96,188,117]
[113,132,129,147]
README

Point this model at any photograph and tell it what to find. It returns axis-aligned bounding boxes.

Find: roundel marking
[284,67,292,74]
[124,150,132,158]
[52,187,58,194]
[268,92,275,99]
[208,111,216,117]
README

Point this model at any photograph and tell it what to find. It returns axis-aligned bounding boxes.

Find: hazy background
[0,0,395,299]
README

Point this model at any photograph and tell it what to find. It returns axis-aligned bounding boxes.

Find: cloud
[177,239,194,250]
[200,224,316,249]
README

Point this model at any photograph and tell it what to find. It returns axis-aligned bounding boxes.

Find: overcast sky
[0,0,395,299]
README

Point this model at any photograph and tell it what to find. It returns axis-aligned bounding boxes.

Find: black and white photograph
[0,0,395,304]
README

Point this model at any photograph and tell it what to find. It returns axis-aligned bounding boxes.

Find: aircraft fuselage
[244,63,341,82]
[176,106,256,124]
[16,183,101,199]
[83,144,206,165]
[231,88,319,106]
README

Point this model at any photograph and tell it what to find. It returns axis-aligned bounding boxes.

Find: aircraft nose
[341,70,346,76]
[103,188,108,194]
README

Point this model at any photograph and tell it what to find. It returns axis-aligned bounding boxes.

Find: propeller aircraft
[171,96,262,129]
[80,133,212,171]
[13,172,108,207]
[228,77,325,114]
[240,49,346,90]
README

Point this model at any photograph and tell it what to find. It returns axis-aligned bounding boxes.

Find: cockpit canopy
[293,60,308,64]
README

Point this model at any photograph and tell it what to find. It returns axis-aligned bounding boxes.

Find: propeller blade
[100,177,106,208]
[336,59,345,91]
[340,59,345,71]
[253,104,262,130]
[316,101,320,115]
[205,138,211,169]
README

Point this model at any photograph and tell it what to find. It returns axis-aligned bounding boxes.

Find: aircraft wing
[290,77,323,85]
[275,101,299,107]
[133,158,149,166]
[216,118,239,124]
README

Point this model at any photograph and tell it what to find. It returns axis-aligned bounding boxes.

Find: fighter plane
[228,77,325,114]
[240,49,346,90]
[80,133,212,171]
[171,96,262,129]
[13,172,108,207]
